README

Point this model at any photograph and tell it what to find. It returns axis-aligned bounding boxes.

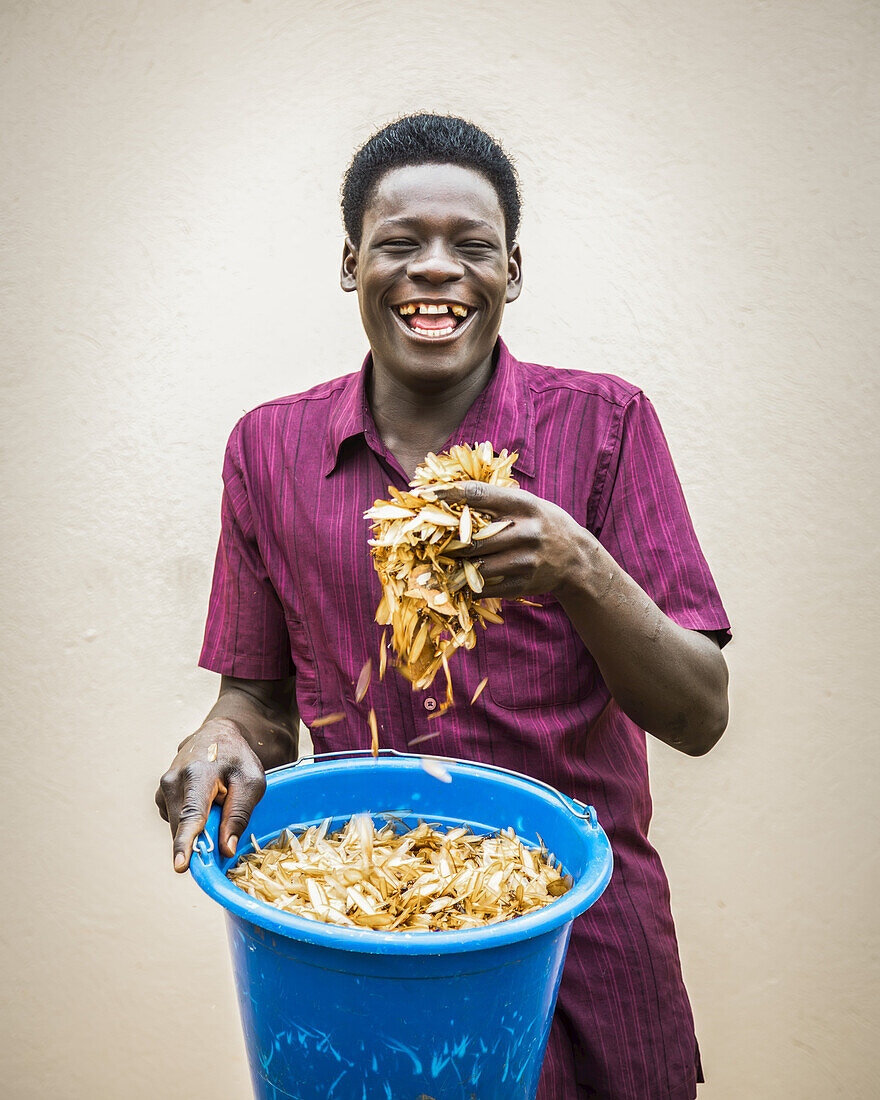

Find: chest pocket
[477,597,596,711]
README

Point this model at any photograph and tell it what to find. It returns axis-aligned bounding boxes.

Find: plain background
[2,1,878,1097]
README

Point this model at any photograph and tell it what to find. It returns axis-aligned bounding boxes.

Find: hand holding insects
[434,482,595,601]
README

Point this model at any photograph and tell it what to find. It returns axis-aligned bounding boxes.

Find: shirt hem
[665,612,732,648]
[198,653,292,680]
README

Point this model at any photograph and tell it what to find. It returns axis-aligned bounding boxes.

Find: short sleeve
[593,391,731,646]
[199,422,293,678]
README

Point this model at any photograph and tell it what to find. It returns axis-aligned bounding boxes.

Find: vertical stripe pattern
[200,340,729,1099]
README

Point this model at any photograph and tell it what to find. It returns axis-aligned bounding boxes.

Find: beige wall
[3,2,878,1097]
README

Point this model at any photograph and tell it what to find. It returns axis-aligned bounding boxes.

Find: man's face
[341,163,522,392]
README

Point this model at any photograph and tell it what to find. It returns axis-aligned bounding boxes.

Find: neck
[368,350,496,477]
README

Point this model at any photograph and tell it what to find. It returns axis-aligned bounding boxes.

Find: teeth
[397,303,470,317]
[417,326,456,339]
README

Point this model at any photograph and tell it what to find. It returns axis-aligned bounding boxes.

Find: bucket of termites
[189,749,613,1100]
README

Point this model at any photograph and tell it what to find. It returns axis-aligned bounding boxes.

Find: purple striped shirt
[200,338,731,1099]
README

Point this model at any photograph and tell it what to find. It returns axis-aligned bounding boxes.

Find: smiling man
[157,114,731,1100]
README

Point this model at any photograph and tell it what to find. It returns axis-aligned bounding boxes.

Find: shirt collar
[321,353,372,477]
[322,338,536,479]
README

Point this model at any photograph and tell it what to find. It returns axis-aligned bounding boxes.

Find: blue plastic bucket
[190,749,612,1100]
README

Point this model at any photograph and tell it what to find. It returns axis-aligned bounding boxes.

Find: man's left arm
[438,481,728,756]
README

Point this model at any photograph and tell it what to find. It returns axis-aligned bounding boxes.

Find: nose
[406,239,464,285]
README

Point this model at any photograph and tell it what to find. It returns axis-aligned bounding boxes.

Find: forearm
[192,675,300,770]
[434,479,729,754]
[556,530,729,755]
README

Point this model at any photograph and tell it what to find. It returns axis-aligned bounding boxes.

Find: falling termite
[368,708,379,758]
[311,712,345,728]
[355,659,372,703]
[470,677,488,705]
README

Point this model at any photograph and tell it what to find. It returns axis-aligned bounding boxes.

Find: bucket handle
[193,828,214,865]
[273,747,600,828]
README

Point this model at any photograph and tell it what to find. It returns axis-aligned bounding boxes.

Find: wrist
[177,718,244,755]
[553,527,610,605]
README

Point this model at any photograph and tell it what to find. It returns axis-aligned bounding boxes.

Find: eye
[377,238,417,251]
[458,240,496,254]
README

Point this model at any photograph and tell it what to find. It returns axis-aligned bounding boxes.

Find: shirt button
[423,697,437,712]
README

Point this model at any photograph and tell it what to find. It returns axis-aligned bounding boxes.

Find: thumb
[434,480,518,515]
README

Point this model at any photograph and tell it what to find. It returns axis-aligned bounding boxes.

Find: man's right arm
[156,675,299,872]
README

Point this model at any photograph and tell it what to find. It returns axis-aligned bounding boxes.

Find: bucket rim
[189,753,613,956]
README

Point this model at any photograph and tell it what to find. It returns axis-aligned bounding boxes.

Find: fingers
[432,485,571,598]
[477,551,535,598]
[482,576,530,599]
[173,810,209,873]
[218,766,267,858]
[452,522,523,559]
[167,763,223,873]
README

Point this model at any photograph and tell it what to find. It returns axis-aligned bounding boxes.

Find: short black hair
[342,113,522,251]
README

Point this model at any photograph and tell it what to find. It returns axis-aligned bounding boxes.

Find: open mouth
[391,302,476,342]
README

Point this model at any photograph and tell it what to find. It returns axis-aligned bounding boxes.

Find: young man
[157,114,731,1099]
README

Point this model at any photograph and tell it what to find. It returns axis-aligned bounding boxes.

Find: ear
[505,243,523,304]
[340,236,358,293]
